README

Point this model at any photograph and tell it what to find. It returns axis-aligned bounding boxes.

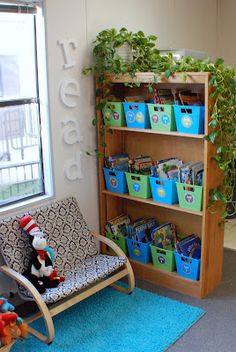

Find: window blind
[0,1,41,13]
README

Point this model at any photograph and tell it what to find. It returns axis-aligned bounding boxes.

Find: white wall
[44,0,99,231]
[86,0,218,59]
[0,0,219,294]
[218,0,236,66]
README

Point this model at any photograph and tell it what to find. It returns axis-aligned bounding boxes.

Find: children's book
[151,223,177,250]
[104,153,129,171]
[176,234,201,259]
[106,214,131,236]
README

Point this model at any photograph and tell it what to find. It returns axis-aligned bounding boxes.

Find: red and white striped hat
[19,215,44,236]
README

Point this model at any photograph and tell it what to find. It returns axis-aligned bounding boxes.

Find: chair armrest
[0,265,55,343]
[91,232,127,258]
[0,265,49,314]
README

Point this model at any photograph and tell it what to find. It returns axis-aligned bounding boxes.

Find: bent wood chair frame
[0,232,135,345]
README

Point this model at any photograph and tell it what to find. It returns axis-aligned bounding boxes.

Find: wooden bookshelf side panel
[200,77,224,297]
[200,140,224,297]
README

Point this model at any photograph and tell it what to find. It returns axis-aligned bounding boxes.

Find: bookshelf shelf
[97,72,224,298]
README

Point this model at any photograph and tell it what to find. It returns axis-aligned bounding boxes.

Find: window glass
[0,5,48,206]
[0,13,37,100]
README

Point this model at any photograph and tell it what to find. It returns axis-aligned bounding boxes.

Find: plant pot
[115,42,133,63]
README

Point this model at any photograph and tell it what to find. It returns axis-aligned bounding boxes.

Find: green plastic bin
[147,104,176,132]
[103,102,126,127]
[125,172,151,199]
[106,232,127,255]
[176,182,203,211]
[150,245,176,272]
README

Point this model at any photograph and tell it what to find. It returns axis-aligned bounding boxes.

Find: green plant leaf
[95,88,102,97]
[208,119,218,128]
[82,27,236,218]
[208,131,217,143]
[92,117,97,126]
[180,72,187,81]
[215,58,224,66]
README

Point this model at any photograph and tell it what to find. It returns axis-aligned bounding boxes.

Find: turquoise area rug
[12,288,205,352]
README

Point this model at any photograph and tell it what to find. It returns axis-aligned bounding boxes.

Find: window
[0,1,53,207]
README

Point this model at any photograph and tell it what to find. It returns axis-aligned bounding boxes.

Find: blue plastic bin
[174,252,201,280]
[126,238,151,263]
[149,177,178,204]
[123,102,150,129]
[173,105,205,134]
[103,168,128,194]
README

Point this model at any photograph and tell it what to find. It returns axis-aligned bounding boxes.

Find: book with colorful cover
[175,234,201,259]
[151,223,177,250]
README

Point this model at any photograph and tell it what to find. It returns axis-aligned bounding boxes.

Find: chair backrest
[0,197,98,274]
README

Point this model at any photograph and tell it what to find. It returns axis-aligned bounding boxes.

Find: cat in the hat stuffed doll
[19,215,64,294]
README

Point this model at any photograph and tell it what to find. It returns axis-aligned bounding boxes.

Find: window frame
[0,1,54,211]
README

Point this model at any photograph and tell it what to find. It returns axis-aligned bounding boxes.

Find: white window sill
[0,193,55,217]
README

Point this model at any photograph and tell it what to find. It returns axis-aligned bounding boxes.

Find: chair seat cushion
[18,255,126,304]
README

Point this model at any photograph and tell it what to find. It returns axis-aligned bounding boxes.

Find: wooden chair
[0,197,135,344]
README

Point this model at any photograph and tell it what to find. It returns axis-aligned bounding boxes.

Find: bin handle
[156,180,164,186]
[156,248,166,255]
[109,171,116,176]
[183,185,194,192]
[181,256,192,264]
[131,175,141,181]
[154,106,164,112]
[129,105,139,110]
[181,108,192,114]
[132,241,140,247]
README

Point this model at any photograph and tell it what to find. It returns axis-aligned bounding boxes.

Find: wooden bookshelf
[107,126,205,139]
[97,72,224,298]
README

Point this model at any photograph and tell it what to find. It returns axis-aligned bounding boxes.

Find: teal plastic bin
[149,177,178,204]
[123,102,150,129]
[175,252,201,280]
[126,238,152,263]
[173,105,205,134]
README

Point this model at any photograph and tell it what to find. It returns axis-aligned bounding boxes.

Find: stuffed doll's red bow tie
[37,250,47,260]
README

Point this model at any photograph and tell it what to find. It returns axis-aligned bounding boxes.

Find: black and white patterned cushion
[0,197,126,303]
[19,254,126,304]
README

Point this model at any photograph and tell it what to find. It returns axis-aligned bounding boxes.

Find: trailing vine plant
[83,28,236,218]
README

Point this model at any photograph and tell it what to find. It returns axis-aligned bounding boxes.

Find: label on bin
[135,112,144,123]
[104,110,112,121]
[181,263,192,274]
[152,114,159,123]
[133,183,140,192]
[181,115,193,128]
[109,177,118,188]
[133,248,141,256]
[113,111,120,120]
[158,255,165,264]
[162,115,170,125]
[184,193,194,204]
[157,187,166,198]
[126,111,135,123]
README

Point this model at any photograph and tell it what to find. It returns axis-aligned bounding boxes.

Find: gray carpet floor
[136,248,236,352]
